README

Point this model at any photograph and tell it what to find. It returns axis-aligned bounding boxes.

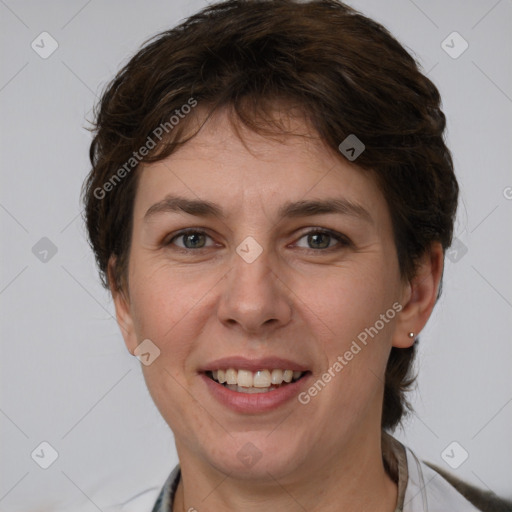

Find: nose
[216,242,293,336]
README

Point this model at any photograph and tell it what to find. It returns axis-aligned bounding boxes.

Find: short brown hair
[82,0,458,430]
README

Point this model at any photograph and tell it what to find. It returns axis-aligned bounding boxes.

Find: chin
[205,435,308,481]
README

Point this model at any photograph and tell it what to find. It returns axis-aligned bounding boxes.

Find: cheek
[128,262,213,432]
[299,260,395,338]
[299,261,397,393]
[128,258,218,339]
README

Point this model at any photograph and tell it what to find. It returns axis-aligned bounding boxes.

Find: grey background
[1,0,511,510]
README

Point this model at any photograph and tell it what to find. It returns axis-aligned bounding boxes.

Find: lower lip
[201,373,311,413]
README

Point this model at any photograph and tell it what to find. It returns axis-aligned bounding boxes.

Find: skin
[110,107,444,512]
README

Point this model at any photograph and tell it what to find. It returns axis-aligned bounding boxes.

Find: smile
[207,368,305,393]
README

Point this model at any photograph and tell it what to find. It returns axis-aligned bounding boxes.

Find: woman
[82,1,511,510]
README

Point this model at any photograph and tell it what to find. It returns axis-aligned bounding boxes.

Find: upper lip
[201,356,309,373]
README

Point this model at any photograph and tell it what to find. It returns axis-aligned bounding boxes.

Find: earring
[408,332,415,339]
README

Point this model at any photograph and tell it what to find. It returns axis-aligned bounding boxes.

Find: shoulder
[423,460,512,512]
[403,445,512,512]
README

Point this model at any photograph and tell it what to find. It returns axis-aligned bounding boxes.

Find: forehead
[133,108,388,224]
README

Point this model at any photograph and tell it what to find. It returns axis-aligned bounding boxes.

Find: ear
[108,256,138,355]
[392,242,444,348]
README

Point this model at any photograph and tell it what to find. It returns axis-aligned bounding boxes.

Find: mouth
[205,368,308,394]
[200,357,312,412]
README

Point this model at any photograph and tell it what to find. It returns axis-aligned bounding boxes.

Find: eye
[167,229,215,250]
[294,229,351,251]
[165,228,351,253]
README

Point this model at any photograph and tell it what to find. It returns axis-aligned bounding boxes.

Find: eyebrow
[144,194,373,224]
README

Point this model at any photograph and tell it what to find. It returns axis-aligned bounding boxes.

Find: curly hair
[82,0,458,430]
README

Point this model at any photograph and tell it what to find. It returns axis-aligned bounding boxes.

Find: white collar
[401,445,480,511]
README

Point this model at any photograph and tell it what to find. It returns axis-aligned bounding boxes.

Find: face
[113,109,412,482]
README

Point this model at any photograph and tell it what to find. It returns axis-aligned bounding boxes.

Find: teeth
[226,384,271,394]
[226,368,237,385]
[271,369,283,385]
[237,369,253,387]
[253,370,271,388]
[209,368,304,389]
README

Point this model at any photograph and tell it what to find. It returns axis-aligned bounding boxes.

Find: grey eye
[169,230,214,249]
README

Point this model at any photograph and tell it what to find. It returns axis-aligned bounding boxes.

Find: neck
[172,429,398,512]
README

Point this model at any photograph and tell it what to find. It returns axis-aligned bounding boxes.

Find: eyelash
[165,228,352,254]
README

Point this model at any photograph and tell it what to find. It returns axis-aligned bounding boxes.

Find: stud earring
[408,332,415,339]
